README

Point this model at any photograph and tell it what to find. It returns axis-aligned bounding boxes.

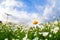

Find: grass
[0,20,60,40]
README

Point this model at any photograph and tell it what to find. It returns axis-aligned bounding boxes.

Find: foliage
[0,20,60,40]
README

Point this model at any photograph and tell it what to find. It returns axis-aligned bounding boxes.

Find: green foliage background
[0,20,60,40]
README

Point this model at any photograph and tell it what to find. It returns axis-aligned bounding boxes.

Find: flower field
[0,20,60,40]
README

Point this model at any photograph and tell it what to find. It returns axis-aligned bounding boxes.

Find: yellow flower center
[33,19,38,25]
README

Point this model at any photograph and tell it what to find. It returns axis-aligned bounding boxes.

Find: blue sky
[15,0,47,13]
[0,0,60,25]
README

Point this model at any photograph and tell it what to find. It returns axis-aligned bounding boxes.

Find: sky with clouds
[0,0,60,25]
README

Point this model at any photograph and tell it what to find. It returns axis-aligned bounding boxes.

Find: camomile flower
[23,34,27,40]
[33,37,38,40]
[45,39,48,40]
[49,34,52,37]
[53,27,59,34]
[42,32,49,37]
[5,38,8,40]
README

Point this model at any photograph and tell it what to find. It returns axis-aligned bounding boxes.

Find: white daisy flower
[5,38,8,40]
[49,34,52,37]
[53,27,59,34]
[42,32,49,37]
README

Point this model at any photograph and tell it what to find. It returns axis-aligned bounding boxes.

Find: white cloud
[0,0,43,25]
[33,0,60,22]
[42,0,57,22]
[0,0,27,22]
[0,0,59,26]
[1,0,25,8]
[31,0,60,23]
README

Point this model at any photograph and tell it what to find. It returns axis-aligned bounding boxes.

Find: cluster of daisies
[0,19,60,40]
